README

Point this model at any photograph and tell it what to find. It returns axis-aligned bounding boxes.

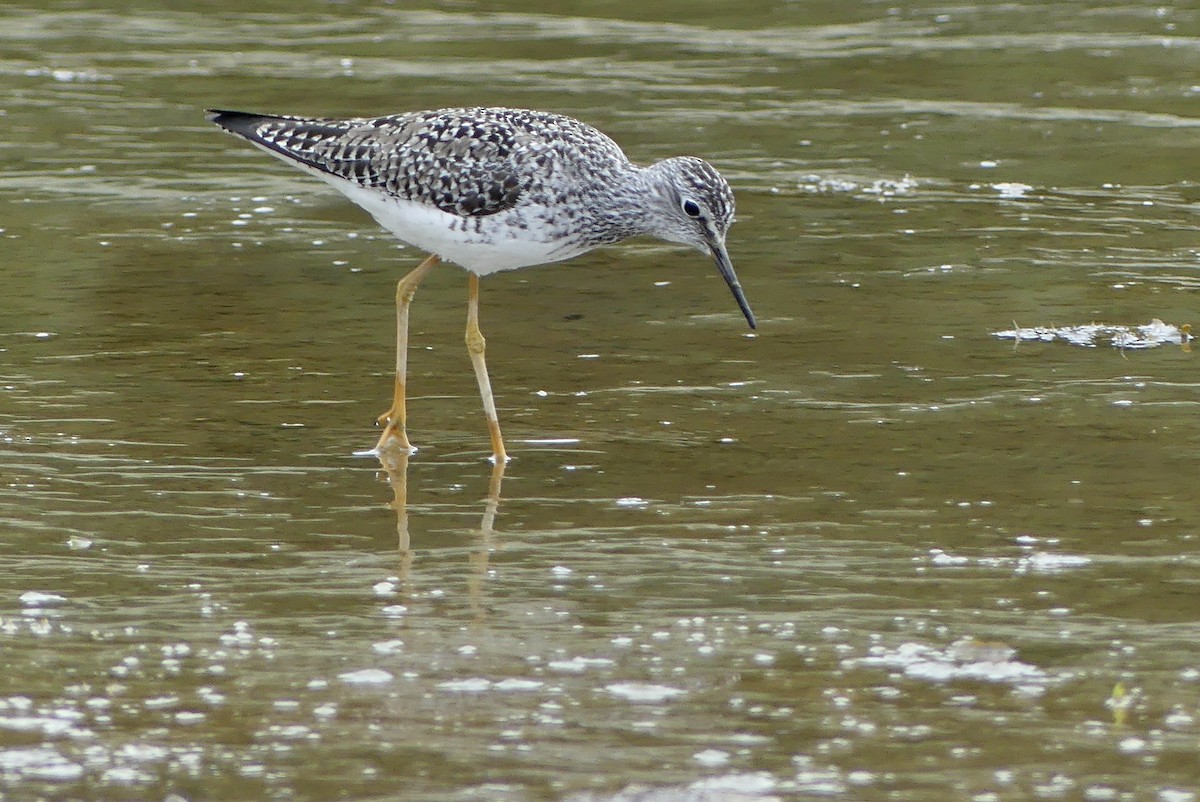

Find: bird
[207,106,755,463]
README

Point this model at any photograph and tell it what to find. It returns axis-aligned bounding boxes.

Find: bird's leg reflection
[468,459,505,621]
[376,451,506,617]
[377,448,414,588]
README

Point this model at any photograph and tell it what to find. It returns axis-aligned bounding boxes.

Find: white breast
[326,177,583,276]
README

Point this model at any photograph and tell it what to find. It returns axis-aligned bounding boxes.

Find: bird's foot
[373,414,416,456]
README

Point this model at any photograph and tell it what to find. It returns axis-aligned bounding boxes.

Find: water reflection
[377,448,504,621]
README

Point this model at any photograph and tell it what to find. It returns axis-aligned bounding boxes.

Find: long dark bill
[710,239,757,330]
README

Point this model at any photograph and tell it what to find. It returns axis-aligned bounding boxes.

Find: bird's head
[648,156,755,329]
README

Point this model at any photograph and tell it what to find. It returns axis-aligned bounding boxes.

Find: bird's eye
[681,199,702,218]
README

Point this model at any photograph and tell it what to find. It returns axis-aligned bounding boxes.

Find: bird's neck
[578,163,671,246]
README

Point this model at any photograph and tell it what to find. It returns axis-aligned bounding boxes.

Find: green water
[2,2,1200,800]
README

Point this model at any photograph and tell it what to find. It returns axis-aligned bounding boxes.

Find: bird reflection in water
[375,449,505,621]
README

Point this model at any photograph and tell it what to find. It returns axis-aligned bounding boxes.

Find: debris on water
[946,637,1016,665]
[0,747,85,782]
[692,748,731,767]
[565,772,780,801]
[435,677,492,693]
[18,591,67,608]
[860,175,918,197]
[604,682,686,703]
[847,639,1048,686]
[337,669,393,685]
[992,181,1033,198]
[923,547,1091,575]
[797,174,918,198]
[1015,552,1092,574]
[1106,682,1139,726]
[549,656,615,674]
[993,319,1192,350]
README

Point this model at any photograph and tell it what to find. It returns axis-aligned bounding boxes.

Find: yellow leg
[374,254,441,453]
[465,273,508,463]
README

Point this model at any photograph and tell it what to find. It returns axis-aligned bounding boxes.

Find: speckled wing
[207,109,525,217]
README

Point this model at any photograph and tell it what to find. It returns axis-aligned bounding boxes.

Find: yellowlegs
[207,106,755,462]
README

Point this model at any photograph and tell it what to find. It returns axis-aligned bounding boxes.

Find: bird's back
[210,107,655,272]
[208,107,631,218]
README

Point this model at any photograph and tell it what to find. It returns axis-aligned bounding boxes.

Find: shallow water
[3,1,1200,800]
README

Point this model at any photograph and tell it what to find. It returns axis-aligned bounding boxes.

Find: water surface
[3,2,1200,800]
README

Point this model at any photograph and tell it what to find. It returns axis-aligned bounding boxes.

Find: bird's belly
[329,179,584,275]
